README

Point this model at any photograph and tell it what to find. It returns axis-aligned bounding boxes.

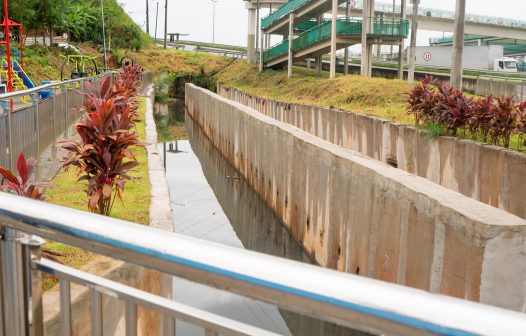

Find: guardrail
[0,74,108,173]
[1,192,526,335]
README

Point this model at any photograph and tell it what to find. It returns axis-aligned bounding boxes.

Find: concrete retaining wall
[187,84,526,312]
[217,84,526,221]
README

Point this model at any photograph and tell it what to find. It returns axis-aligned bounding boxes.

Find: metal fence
[2,191,526,335]
[0,75,104,172]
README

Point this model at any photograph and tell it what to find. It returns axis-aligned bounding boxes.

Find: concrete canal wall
[218,84,526,221]
[187,84,526,312]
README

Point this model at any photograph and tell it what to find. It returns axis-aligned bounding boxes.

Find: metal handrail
[1,192,526,335]
[0,72,110,100]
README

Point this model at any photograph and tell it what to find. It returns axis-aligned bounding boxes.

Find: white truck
[414,45,518,73]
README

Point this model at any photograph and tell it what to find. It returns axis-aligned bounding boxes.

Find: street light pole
[146,0,150,35]
[100,0,108,71]
[211,0,217,44]
[155,2,159,42]
[164,0,168,49]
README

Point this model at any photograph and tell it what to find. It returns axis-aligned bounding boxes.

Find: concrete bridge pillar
[247,5,257,64]
[329,0,339,79]
[451,0,467,88]
[397,0,407,79]
[408,0,420,84]
[361,0,374,76]
[288,13,295,78]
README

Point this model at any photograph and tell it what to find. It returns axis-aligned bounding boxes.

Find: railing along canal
[0,74,108,174]
[1,193,526,335]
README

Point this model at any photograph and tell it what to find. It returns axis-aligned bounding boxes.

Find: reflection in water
[160,100,369,335]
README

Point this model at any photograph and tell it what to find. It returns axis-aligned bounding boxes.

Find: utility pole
[146,0,150,35]
[451,0,466,89]
[407,0,419,84]
[164,0,167,49]
[155,2,159,42]
[211,0,218,44]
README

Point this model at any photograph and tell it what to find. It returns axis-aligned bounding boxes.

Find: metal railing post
[21,235,45,336]
[162,315,176,336]
[6,103,13,172]
[0,227,4,336]
[59,279,71,336]
[63,84,68,131]
[32,93,40,158]
[52,87,57,139]
[90,289,103,336]
[0,228,28,336]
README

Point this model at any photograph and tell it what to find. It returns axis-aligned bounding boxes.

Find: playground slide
[13,61,35,89]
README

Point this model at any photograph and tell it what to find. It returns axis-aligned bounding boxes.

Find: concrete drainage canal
[154,96,369,336]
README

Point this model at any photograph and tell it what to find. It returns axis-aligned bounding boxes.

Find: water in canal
[156,99,366,336]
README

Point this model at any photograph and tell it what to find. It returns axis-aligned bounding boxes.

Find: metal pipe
[90,289,103,336]
[2,193,526,336]
[125,302,137,336]
[60,279,72,336]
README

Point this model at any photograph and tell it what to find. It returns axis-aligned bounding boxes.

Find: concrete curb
[144,86,174,232]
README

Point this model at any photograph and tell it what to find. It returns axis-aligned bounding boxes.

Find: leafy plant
[431,83,472,135]
[61,67,144,216]
[490,96,519,148]
[467,96,495,142]
[0,153,43,199]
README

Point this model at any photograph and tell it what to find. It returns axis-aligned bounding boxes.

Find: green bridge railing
[261,0,311,30]
[263,18,409,63]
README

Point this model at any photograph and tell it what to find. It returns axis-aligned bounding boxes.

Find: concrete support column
[329,0,339,79]
[247,7,256,64]
[344,0,350,75]
[407,0,419,84]
[259,31,265,72]
[361,0,371,76]
[397,0,407,80]
[315,15,323,76]
[307,59,312,69]
[451,0,466,88]
[288,13,295,78]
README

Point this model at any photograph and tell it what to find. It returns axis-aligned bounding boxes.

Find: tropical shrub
[490,96,519,148]
[0,153,43,200]
[407,76,526,148]
[61,65,144,216]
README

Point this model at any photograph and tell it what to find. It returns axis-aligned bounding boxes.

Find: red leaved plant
[0,153,43,199]
[61,70,144,216]
[490,96,520,148]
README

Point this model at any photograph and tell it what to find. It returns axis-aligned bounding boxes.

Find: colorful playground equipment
[0,0,36,105]
[60,55,101,81]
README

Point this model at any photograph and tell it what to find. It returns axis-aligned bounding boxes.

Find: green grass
[215,60,414,124]
[43,98,151,290]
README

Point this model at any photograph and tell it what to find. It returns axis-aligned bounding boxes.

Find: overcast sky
[120,0,526,48]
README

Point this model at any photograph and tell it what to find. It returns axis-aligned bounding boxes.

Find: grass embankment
[216,60,415,124]
[129,49,233,76]
[43,98,150,290]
